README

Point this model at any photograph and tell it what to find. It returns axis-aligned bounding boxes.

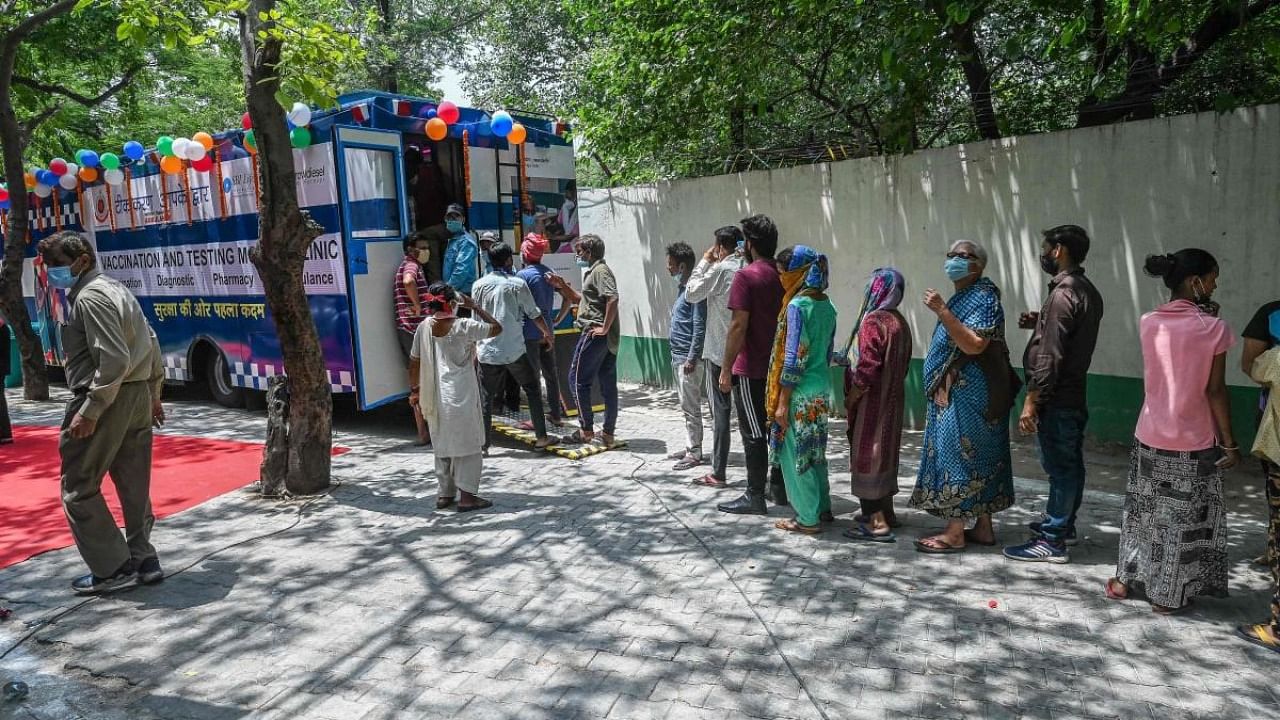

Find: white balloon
[104,168,125,186]
[64,162,79,177]
[188,143,207,161]
[33,183,52,197]
[173,138,191,159]
[288,102,312,127]
[58,174,77,190]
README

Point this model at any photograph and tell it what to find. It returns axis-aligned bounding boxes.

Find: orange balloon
[508,123,527,145]
[193,131,214,151]
[160,155,184,175]
[78,167,98,183]
[425,117,448,141]
[24,172,36,189]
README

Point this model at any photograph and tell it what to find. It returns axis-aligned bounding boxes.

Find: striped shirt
[394,256,427,333]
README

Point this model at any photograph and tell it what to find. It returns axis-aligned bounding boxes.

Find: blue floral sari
[909,277,1015,519]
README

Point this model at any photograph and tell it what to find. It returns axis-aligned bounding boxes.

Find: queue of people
[665,214,1278,653]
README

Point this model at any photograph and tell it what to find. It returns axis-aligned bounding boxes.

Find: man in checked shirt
[38,231,167,595]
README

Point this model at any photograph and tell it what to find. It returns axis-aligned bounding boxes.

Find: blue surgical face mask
[47,265,77,289]
[736,240,745,253]
[446,219,464,234]
[575,257,591,269]
[522,213,537,228]
[944,256,973,282]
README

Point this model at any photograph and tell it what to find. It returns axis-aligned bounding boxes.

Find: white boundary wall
[580,104,1280,385]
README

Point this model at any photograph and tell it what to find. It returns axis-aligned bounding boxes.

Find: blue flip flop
[843,523,896,543]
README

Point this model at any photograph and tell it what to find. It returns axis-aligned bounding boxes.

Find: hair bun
[1142,253,1177,280]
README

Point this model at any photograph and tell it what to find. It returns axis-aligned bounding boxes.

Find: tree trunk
[239,2,332,495]
[931,1,1001,140]
[0,24,58,401]
[375,0,398,93]
[259,376,289,496]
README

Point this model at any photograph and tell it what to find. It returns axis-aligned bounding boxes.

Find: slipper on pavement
[1236,624,1280,654]
[963,529,997,547]
[692,474,729,488]
[914,537,964,554]
[843,524,896,543]
[774,519,822,535]
[457,498,494,512]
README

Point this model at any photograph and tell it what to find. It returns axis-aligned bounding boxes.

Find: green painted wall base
[616,335,1260,449]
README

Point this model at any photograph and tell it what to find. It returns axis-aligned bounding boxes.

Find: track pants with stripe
[732,375,784,499]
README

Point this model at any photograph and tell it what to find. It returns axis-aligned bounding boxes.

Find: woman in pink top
[1107,249,1241,615]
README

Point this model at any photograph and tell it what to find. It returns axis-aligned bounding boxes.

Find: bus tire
[206,351,246,408]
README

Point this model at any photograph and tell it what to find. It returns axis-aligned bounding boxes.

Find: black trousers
[480,354,547,446]
[0,384,10,441]
[732,375,784,498]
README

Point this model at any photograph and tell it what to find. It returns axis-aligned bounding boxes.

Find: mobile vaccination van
[9,91,581,412]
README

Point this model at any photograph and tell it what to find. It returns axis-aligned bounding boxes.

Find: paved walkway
[1,385,1277,720]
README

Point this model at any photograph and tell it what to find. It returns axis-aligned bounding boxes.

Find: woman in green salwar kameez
[768,245,838,534]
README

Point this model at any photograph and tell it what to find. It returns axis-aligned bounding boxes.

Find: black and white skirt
[1115,440,1229,608]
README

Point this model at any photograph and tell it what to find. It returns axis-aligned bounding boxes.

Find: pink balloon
[437,100,460,125]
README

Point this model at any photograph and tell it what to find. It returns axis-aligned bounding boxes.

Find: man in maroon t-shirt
[395,232,432,445]
[717,214,789,515]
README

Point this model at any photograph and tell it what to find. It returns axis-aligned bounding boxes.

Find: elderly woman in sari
[842,268,912,543]
[911,240,1016,553]
[768,246,838,534]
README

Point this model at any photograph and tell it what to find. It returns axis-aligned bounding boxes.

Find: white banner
[96,234,346,297]
[523,145,575,180]
[86,143,338,230]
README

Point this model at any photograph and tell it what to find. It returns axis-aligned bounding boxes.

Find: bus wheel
[206,352,246,408]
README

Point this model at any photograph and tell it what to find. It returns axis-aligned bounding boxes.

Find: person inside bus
[548,181,579,251]
[442,203,481,296]
[395,232,433,446]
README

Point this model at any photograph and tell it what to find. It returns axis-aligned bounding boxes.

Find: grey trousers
[672,358,704,456]
[705,361,732,480]
[436,453,482,497]
[60,382,157,577]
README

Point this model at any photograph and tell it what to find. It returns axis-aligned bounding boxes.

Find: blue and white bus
[12,90,580,411]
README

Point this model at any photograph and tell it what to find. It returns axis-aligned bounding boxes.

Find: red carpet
[0,425,346,570]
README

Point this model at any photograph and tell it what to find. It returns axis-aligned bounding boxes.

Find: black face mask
[1039,250,1058,275]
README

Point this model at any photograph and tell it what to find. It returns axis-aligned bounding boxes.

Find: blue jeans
[569,333,618,435]
[1037,406,1088,543]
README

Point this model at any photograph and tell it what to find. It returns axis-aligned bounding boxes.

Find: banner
[96,234,346,297]
[85,143,339,230]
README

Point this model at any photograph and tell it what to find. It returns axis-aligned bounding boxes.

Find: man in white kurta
[411,314,492,508]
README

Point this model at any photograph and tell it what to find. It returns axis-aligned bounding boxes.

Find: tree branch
[3,0,79,44]
[930,0,1001,140]
[13,65,142,108]
[1157,0,1279,88]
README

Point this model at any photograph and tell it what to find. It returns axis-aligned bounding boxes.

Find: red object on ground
[988,599,999,608]
[0,425,347,570]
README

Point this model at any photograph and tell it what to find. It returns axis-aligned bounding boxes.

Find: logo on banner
[222,177,233,194]
[93,193,110,225]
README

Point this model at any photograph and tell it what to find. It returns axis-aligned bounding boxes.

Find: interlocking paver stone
[1,384,1276,720]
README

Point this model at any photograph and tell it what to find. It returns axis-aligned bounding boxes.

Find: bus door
[333,125,409,410]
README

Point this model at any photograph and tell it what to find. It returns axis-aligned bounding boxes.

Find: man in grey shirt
[39,231,166,595]
[684,226,744,486]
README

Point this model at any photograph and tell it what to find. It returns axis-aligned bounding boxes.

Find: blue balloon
[490,110,514,137]
[0,198,9,210]
[425,108,437,119]
[81,150,100,168]
[36,170,55,186]
[123,141,145,161]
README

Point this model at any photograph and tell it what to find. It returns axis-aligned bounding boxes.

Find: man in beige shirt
[38,231,166,595]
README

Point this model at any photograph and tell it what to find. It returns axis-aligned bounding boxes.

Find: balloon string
[75,178,87,232]
[106,180,116,233]
[251,153,260,212]
[462,130,471,208]
[157,154,171,224]
[212,149,226,221]
[181,163,193,226]
[518,142,529,235]
[124,167,137,230]
[53,188,62,232]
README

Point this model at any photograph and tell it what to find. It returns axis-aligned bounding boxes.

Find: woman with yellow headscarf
[768,245,838,534]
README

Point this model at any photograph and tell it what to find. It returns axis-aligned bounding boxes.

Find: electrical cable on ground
[622,453,832,720]
[0,483,339,663]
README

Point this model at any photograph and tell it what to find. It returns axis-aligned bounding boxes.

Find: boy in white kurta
[409,286,502,511]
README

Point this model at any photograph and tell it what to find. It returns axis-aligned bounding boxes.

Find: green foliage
[460,0,1280,184]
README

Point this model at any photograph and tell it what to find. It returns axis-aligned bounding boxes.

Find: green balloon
[157,136,174,157]
[74,149,87,164]
[100,152,120,171]
[244,129,256,150]
[289,127,310,149]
